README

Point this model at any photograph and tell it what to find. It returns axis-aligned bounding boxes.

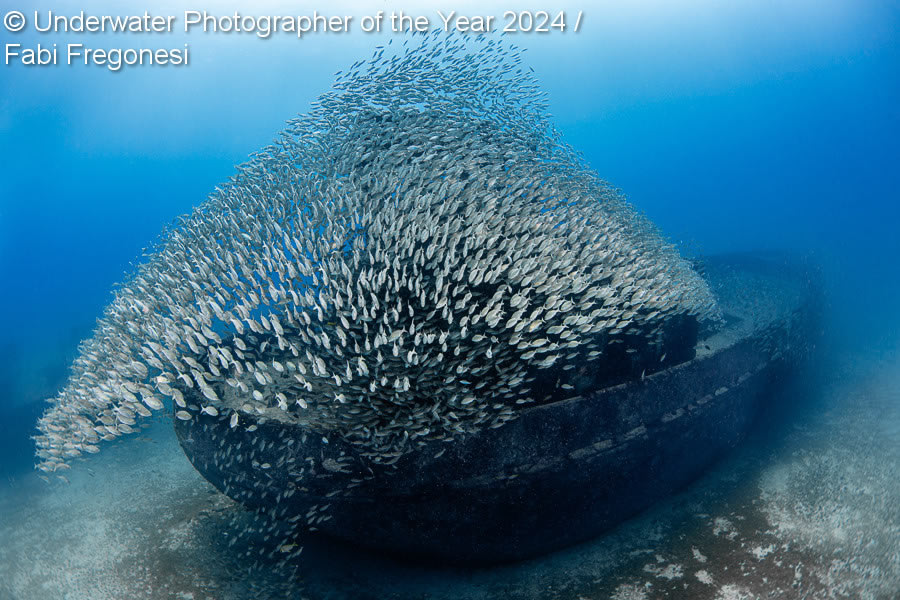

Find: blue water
[0,3,899,598]
[1,0,897,472]
[0,0,898,529]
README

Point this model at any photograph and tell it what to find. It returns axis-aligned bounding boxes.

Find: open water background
[0,5,897,596]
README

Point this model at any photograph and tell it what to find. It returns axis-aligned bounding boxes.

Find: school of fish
[34,32,720,476]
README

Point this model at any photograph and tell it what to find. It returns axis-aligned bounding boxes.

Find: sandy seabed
[1,346,898,600]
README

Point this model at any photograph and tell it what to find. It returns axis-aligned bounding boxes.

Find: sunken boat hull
[175,253,821,563]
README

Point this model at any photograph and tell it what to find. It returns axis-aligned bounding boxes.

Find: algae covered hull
[175,253,820,563]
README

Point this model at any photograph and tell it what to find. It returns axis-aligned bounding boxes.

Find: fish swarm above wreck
[35,33,720,472]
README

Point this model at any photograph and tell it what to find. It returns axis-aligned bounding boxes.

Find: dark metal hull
[175,253,820,563]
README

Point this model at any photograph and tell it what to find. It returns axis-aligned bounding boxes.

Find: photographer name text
[4,9,584,71]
